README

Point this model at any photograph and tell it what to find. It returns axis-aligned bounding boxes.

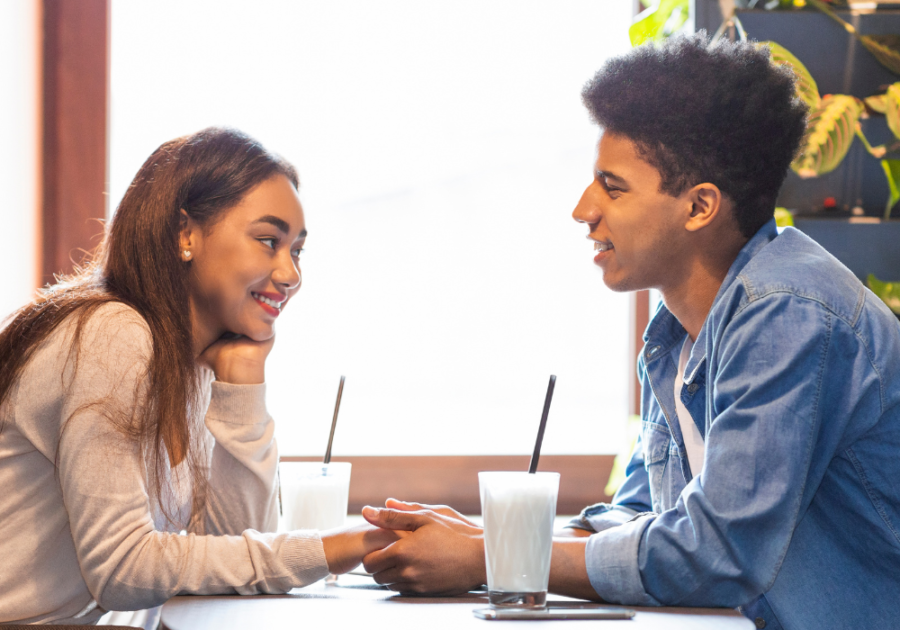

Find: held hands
[320,522,402,575]
[198,333,275,384]
[361,499,486,595]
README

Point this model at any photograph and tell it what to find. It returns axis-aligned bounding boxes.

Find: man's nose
[572,184,599,225]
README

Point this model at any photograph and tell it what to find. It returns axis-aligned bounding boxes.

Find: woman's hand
[198,333,275,384]
[319,522,401,575]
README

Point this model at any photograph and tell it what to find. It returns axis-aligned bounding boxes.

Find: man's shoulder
[732,227,865,326]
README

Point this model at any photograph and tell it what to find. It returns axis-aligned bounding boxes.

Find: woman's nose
[273,253,301,290]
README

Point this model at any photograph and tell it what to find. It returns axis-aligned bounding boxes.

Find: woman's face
[181,174,306,350]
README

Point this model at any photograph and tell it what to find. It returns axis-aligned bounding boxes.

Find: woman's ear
[179,209,199,262]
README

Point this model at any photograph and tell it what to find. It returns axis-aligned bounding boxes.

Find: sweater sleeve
[56,305,329,612]
[195,381,280,536]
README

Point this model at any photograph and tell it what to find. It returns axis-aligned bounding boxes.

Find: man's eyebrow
[596,169,627,185]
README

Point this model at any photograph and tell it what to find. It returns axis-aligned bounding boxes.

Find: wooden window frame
[41,0,109,285]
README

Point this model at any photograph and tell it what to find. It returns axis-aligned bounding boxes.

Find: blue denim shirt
[574,220,900,629]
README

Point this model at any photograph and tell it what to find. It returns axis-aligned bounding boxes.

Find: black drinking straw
[323,375,345,464]
[528,375,556,474]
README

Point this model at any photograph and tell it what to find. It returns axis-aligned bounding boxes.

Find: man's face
[572,132,691,293]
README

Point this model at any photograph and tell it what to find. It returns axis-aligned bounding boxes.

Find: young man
[362,35,900,629]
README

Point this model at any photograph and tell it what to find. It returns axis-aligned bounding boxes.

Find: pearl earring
[183,250,192,260]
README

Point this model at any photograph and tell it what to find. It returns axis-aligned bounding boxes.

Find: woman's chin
[235,321,276,342]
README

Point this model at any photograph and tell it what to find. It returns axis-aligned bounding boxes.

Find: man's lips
[588,236,614,264]
[251,291,286,317]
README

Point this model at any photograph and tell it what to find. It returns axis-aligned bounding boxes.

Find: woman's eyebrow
[252,215,304,236]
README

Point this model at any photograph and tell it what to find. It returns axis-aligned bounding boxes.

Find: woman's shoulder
[77,300,153,353]
[48,300,154,368]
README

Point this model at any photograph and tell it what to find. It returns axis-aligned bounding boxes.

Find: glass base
[488,590,547,609]
[324,573,339,585]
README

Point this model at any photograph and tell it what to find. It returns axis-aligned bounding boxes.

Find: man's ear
[684,183,724,233]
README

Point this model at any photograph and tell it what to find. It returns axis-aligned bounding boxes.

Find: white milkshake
[479,471,559,608]
[279,462,351,531]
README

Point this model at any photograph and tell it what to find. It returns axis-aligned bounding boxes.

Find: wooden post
[630,290,650,417]
[41,0,109,285]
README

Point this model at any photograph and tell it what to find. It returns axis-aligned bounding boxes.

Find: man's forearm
[548,538,602,601]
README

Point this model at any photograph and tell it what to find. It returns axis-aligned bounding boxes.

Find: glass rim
[478,471,559,478]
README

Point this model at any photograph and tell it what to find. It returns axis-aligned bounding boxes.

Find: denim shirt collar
[642,218,779,383]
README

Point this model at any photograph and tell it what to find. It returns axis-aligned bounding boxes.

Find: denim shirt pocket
[642,420,672,513]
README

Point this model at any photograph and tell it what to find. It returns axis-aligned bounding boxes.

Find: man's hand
[198,333,275,384]
[361,503,486,595]
[382,498,479,527]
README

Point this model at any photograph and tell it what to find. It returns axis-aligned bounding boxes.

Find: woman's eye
[292,247,305,258]
[259,237,277,250]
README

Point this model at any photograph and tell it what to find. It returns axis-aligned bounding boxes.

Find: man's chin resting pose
[362,34,900,630]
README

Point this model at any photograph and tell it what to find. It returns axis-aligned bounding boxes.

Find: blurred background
[1,1,636,460]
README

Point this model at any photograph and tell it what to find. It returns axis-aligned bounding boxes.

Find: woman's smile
[251,290,286,317]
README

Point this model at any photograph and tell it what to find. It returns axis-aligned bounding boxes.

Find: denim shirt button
[754,617,766,629]
[687,382,699,394]
[647,346,660,358]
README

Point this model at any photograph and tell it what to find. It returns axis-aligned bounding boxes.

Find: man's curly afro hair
[581,33,808,238]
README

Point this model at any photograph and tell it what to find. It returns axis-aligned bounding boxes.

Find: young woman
[0,128,396,625]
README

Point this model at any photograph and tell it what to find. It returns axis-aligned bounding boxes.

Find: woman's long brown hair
[0,127,298,524]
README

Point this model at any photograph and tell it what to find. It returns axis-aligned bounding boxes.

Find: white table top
[160,573,754,630]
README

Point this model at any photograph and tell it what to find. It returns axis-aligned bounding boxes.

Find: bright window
[0,0,39,320]
[110,0,633,456]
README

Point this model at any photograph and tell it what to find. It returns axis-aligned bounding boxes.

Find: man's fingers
[385,498,477,526]
[362,506,427,532]
[385,498,424,512]
[362,544,400,575]
[369,566,406,586]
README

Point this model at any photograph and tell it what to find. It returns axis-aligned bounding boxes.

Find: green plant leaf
[866,94,887,114]
[856,124,887,158]
[629,0,689,47]
[792,95,864,178]
[774,207,794,227]
[886,84,900,141]
[881,158,900,220]
[761,41,820,109]
[867,274,900,315]
[604,415,642,497]
[860,35,900,76]
[806,0,900,75]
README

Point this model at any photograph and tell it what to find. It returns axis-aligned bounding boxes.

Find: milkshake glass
[479,471,559,608]
[280,461,352,582]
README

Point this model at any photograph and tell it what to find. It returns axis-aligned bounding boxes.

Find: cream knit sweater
[0,303,329,625]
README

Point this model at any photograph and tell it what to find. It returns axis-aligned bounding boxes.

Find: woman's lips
[251,291,284,317]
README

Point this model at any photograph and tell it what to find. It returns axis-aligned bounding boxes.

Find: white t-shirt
[674,336,705,478]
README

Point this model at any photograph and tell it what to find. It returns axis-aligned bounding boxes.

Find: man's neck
[661,256,736,342]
